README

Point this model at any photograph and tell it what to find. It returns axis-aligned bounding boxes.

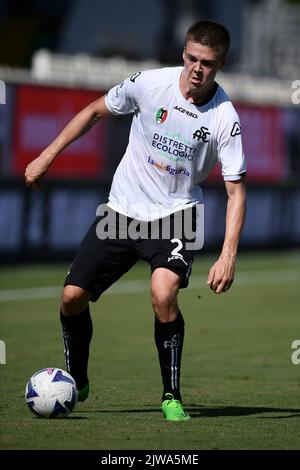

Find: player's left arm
[207,177,246,294]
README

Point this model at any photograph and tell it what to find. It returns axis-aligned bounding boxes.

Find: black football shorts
[64,205,196,301]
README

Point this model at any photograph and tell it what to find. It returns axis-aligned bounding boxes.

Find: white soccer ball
[25,368,78,418]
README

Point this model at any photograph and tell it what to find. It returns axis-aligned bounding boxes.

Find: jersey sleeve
[105,72,142,115]
[216,108,246,181]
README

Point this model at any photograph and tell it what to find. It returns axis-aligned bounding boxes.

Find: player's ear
[182,46,186,62]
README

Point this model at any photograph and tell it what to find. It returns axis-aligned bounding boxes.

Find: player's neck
[193,82,218,106]
[180,78,217,106]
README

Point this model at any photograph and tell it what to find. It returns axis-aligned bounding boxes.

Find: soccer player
[25,21,246,421]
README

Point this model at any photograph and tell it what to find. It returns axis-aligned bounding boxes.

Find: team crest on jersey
[192,127,211,142]
[155,107,168,124]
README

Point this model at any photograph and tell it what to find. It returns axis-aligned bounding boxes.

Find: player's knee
[151,291,169,311]
[61,285,89,314]
[151,291,177,321]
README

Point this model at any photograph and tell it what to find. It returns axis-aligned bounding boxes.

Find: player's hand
[25,154,51,190]
[207,255,236,294]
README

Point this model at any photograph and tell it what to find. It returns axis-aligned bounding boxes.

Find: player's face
[182,41,225,93]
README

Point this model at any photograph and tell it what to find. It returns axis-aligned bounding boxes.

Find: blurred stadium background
[0,0,299,262]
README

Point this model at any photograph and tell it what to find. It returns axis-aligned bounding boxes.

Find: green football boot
[77,382,89,402]
[162,393,191,421]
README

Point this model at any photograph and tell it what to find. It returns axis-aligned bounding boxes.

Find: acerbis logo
[130,71,141,83]
[173,105,198,119]
[231,122,241,137]
[192,127,210,142]
[156,107,168,124]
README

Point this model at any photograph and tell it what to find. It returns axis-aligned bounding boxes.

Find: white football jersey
[105,66,246,221]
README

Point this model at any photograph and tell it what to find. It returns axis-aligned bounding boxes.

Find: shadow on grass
[186,405,300,419]
[76,405,300,419]
[64,416,88,420]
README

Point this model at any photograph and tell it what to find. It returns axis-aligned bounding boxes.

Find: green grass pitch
[0,251,300,450]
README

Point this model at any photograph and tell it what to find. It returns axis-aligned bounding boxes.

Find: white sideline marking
[0,268,299,302]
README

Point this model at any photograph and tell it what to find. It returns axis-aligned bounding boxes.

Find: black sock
[154,311,185,402]
[60,306,93,389]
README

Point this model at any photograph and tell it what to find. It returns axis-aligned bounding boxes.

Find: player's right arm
[25,96,111,190]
